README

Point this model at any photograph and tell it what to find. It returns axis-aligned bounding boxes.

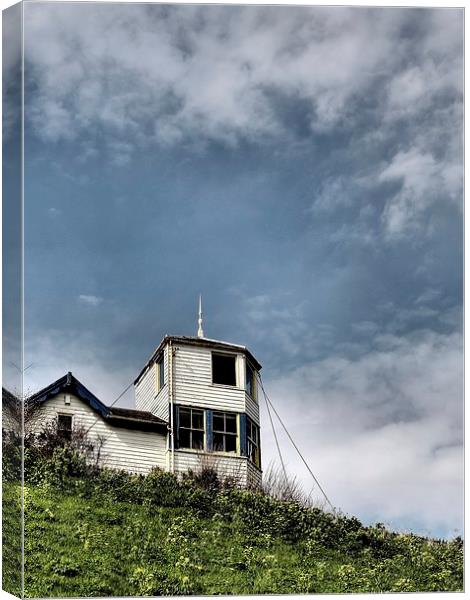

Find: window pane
[159,359,165,388]
[225,414,237,433]
[213,414,224,432]
[212,354,236,386]
[246,417,260,466]
[57,415,72,441]
[57,414,72,430]
[179,428,191,449]
[247,418,258,443]
[192,430,204,450]
[179,409,191,429]
[225,434,237,452]
[213,432,225,451]
[251,424,258,443]
[192,410,204,430]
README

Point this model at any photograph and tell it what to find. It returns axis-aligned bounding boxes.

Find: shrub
[94,468,145,504]
[26,446,92,490]
[143,468,185,507]
[182,466,221,493]
[2,429,22,482]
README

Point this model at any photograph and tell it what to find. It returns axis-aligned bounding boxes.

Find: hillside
[3,444,464,597]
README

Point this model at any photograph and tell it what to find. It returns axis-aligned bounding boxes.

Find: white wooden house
[134,334,262,486]
[23,329,263,487]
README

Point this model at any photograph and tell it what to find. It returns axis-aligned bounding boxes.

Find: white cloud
[78,294,103,307]
[23,5,461,151]
[21,5,463,242]
[378,147,462,237]
[260,329,463,536]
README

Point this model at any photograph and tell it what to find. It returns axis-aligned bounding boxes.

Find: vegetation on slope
[2,428,464,597]
[2,430,22,598]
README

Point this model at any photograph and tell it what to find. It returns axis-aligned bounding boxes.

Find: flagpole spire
[197,295,204,338]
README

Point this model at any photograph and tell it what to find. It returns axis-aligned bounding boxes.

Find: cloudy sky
[7,2,464,538]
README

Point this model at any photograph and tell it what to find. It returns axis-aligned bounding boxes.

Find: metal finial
[197,295,204,338]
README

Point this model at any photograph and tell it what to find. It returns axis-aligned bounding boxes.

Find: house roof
[28,373,168,432]
[2,387,19,409]
[134,334,262,385]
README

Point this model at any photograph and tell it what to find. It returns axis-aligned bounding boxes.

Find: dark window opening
[212,353,236,386]
[213,411,238,453]
[178,407,204,450]
[157,357,165,391]
[57,414,72,441]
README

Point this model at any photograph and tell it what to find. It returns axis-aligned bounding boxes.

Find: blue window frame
[174,406,259,467]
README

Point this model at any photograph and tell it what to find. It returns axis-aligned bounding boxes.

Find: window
[57,414,72,441]
[178,407,204,450]
[212,353,236,386]
[245,363,256,400]
[247,417,260,468]
[157,357,165,391]
[213,411,238,453]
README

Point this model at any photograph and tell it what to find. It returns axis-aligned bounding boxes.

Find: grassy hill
[3,443,464,597]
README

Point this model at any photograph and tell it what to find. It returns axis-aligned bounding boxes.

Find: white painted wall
[134,340,262,485]
[136,341,261,424]
[172,343,260,422]
[31,393,167,475]
[135,346,170,421]
[174,449,262,488]
[30,390,262,486]
[246,392,259,423]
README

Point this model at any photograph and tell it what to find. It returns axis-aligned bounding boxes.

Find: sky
[3,2,463,538]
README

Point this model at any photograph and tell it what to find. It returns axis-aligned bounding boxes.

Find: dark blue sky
[12,3,464,537]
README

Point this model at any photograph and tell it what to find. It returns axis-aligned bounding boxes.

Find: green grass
[2,482,23,597]
[19,482,463,597]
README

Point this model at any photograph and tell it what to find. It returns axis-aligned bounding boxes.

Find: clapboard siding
[173,344,247,413]
[137,342,261,425]
[135,346,170,420]
[247,459,263,488]
[131,337,262,485]
[33,394,167,474]
[153,342,170,420]
[174,449,259,487]
[245,393,259,422]
[153,387,169,421]
[135,364,156,412]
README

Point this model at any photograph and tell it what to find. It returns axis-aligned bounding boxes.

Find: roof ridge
[29,373,168,430]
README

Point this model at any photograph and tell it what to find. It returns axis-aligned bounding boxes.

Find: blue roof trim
[30,372,114,419]
[73,379,109,418]
[28,372,168,431]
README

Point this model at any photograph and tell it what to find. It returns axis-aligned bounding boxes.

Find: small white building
[26,330,263,487]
